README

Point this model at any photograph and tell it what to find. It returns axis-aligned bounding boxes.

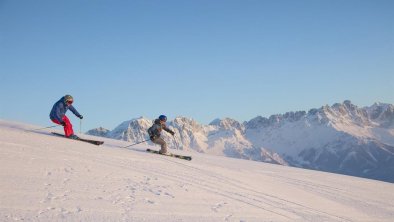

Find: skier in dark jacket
[49,95,83,139]
[147,115,175,154]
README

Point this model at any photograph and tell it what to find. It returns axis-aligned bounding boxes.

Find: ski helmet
[64,95,73,104]
[159,115,167,122]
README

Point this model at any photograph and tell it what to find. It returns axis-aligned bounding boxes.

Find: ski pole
[79,119,82,134]
[122,139,151,148]
[25,125,59,132]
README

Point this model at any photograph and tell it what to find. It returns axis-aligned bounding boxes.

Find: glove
[60,121,66,126]
[170,131,175,136]
[78,115,83,119]
[150,135,156,141]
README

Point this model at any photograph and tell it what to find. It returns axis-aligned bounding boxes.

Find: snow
[245,118,341,158]
[370,127,394,146]
[1,119,394,221]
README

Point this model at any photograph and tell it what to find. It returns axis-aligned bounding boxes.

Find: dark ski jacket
[148,119,174,138]
[49,96,81,123]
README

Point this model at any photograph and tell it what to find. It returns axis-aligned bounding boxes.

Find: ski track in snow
[1,120,394,222]
[154,157,353,221]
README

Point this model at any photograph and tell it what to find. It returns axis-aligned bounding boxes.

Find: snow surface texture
[1,120,394,221]
[87,101,394,183]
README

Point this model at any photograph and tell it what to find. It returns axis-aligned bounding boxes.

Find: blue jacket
[49,96,81,123]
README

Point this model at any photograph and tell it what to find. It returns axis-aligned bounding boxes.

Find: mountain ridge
[87,101,394,182]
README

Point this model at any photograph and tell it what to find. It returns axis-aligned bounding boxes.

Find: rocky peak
[283,111,306,122]
[107,117,152,141]
[86,127,110,137]
[244,116,270,129]
[367,103,394,127]
[209,118,243,130]
[171,116,204,132]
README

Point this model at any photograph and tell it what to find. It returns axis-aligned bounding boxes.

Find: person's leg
[153,137,167,153]
[51,119,60,125]
[62,116,74,137]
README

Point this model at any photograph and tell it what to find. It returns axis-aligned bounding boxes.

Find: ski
[146,149,192,161]
[51,132,104,146]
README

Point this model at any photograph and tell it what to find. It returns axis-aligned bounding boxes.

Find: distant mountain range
[87,100,394,183]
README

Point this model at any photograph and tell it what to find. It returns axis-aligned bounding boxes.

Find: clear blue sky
[1,0,393,131]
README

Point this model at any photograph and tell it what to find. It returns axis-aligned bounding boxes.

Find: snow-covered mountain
[86,127,110,137]
[87,117,287,165]
[2,120,394,221]
[245,101,394,182]
[87,101,394,182]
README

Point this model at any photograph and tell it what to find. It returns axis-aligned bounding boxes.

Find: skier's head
[64,95,73,105]
[158,115,167,122]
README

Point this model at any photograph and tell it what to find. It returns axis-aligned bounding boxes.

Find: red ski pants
[51,115,74,137]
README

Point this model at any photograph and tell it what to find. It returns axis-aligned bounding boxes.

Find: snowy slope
[1,120,394,222]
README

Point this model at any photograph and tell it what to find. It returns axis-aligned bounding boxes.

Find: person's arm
[163,124,175,135]
[69,105,83,119]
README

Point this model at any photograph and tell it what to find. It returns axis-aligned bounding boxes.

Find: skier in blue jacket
[49,95,83,139]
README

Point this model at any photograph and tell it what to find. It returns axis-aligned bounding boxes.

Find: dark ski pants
[152,137,167,153]
[51,115,74,137]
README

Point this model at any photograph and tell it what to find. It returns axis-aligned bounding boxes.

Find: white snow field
[1,120,393,222]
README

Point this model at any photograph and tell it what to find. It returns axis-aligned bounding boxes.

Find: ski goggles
[66,100,73,105]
